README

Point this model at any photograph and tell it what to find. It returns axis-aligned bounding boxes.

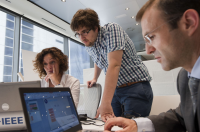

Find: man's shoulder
[103,22,121,30]
[177,68,188,80]
[177,68,189,94]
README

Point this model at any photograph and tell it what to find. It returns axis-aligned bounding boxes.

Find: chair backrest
[77,83,102,118]
[150,95,180,115]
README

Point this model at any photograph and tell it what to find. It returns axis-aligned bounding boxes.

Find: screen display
[23,91,79,132]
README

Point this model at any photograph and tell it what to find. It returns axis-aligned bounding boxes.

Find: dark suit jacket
[148,68,200,132]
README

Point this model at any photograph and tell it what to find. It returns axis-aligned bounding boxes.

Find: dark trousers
[111,81,153,118]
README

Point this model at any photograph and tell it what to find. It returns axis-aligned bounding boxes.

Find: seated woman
[33,47,80,107]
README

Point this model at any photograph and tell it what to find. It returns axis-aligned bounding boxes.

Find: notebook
[0,81,41,112]
[19,87,82,132]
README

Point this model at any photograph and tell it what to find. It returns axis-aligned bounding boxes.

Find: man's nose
[80,34,85,41]
[146,44,156,55]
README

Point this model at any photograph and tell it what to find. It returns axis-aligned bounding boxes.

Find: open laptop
[0,81,41,112]
[19,87,82,132]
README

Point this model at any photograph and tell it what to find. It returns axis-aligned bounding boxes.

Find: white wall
[143,60,181,95]
[83,60,182,96]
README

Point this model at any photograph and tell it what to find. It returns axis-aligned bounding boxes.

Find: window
[0,11,15,82]
[69,40,90,84]
[19,19,64,79]
[0,7,92,83]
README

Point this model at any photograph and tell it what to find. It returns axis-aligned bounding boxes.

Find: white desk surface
[81,119,122,132]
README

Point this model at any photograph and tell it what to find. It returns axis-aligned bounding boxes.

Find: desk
[4,130,28,132]
[4,119,122,132]
[82,119,122,132]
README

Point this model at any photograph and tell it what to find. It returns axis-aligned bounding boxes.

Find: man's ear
[181,9,199,36]
[95,26,99,33]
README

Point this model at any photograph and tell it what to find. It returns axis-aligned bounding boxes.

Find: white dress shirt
[41,74,80,108]
[133,118,155,132]
[188,56,200,79]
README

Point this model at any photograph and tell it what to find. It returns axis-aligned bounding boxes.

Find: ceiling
[28,0,148,51]
[0,0,154,60]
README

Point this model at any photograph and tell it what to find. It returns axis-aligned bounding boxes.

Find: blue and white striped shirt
[86,23,151,86]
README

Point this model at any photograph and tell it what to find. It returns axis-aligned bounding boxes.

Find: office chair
[77,83,102,118]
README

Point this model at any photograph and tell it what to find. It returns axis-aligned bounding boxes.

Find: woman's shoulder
[61,74,80,88]
[63,74,79,83]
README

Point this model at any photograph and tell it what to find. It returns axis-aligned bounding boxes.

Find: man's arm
[104,107,185,132]
[104,67,188,132]
[87,64,102,88]
[147,105,186,132]
[95,50,123,121]
[94,63,102,81]
[104,117,137,132]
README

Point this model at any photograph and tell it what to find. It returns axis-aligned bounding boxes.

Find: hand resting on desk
[104,117,138,132]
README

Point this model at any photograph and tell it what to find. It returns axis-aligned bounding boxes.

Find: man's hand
[87,79,97,88]
[104,117,138,132]
[95,102,115,122]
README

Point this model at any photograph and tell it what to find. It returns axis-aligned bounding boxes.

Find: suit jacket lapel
[197,82,200,130]
[180,70,195,132]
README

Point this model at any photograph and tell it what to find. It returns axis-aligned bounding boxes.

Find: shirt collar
[94,27,103,45]
[188,56,200,79]
[94,26,108,46]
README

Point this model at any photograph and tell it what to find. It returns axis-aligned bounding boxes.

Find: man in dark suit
[104,0,200,132]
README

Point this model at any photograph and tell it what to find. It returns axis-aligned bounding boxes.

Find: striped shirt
[86,23,151,86]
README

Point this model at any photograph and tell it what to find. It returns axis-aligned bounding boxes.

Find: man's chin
[161,63,174,71]
[85,43,94,47]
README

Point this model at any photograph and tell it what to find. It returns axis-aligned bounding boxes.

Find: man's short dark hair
[136,0,200,29]
[70,8,100,32]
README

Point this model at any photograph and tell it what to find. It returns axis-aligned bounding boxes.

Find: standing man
[104,0,200,132]
[70,8,153,121]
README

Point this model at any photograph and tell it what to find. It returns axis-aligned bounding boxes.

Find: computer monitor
[19,87,82,132]
[0,81,41,112]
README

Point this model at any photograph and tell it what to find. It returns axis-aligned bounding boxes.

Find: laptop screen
[21,89,81,132]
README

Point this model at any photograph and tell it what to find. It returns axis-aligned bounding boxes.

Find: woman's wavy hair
[33,47,68,79]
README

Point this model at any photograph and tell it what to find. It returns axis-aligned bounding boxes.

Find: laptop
[19,87,82,132]
[0,81,41,112]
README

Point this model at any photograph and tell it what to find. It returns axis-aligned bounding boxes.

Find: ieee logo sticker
[0,117,23,125]
[0,112,26,131]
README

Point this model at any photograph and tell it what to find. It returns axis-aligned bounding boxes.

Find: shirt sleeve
[67,79,80,108]
[133,118,155,132]
[106,23,126,53]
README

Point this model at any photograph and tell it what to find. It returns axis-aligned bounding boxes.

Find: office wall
[83,60,182,96]
[143,60,181,95]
